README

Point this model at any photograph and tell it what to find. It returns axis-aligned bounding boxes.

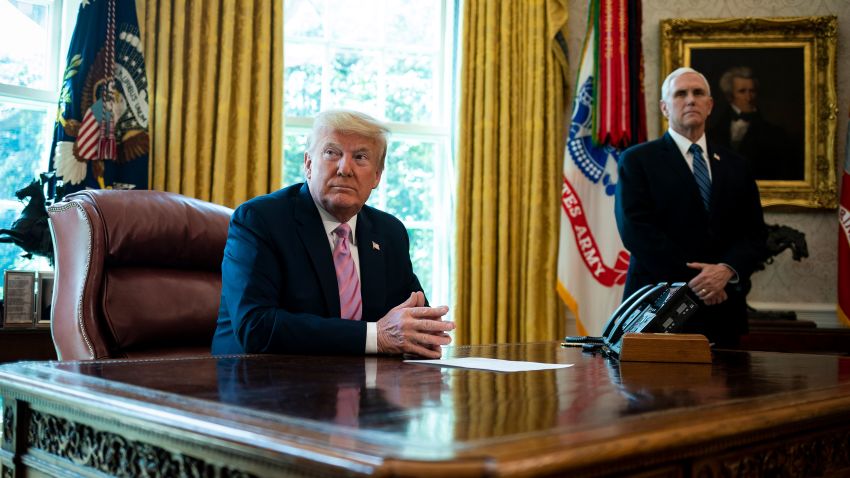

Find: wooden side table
[0,328,56,362]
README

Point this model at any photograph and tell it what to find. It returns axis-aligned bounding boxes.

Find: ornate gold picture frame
[660,16,838,208]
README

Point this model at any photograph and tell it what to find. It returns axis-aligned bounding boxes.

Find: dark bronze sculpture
[747,223,809,320]
[0,174,54,261]
[759,224,809,269]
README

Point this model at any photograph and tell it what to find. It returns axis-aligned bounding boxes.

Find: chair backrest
[47,190,233,360]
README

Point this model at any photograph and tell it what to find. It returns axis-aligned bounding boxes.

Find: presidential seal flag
[839,108,850,327]
[49,0,149,194]
[556,0,645,336]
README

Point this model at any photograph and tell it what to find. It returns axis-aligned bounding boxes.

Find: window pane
[0,101,52,281]
[408,228,433,299]
[283,0,323,39]
[386,0,440,48]
[0,0,51,89]
[284,44,323,117]
[0,102,51,192]
[385,54,435,124]
[283,133,308,185]
[329,48,380,117]
[383,139,434,222]
[326,0,382,43]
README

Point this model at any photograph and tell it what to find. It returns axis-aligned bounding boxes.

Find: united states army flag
[556,0,645,335]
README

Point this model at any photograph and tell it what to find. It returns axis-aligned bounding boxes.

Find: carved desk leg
[1,398,31,478]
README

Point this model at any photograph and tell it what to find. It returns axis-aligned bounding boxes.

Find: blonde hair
[307,109,390,170]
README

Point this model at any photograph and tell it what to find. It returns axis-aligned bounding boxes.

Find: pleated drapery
[454,0,570,345]
[137,0,283,207]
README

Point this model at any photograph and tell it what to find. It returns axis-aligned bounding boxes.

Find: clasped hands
[376,291,454,359]
[686,262,734,306]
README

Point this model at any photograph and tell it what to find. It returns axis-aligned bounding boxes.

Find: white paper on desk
[404,357,573,372]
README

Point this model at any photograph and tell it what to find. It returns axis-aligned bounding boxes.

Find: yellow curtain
[455,0,569,345]
[137,0,283,207]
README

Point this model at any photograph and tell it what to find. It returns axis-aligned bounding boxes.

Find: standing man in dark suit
[707,66,802,180]
[615,67,767,347]
[213,110,454,358]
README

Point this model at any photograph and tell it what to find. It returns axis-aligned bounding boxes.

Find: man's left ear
[372,169,383,189]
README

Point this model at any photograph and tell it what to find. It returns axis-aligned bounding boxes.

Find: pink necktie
[333,224,362,320]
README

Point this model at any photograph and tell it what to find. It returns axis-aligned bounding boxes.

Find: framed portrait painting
[660,16,838,208]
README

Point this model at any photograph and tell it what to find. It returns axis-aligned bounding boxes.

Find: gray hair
[307,109,390,170]
[718,66,758,101]
[660,67,711,102]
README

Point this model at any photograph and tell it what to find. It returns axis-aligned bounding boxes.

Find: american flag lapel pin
[372,241,380,251]
[713,153,720,161]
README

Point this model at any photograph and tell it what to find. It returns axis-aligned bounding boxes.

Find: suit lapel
[661,132,694,182]
[355,209,385,322]
[706,144,727,215]
[294,184,340,317]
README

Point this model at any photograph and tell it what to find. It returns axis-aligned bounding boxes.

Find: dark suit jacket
[614,132,767,345]
[707,109,803,181]
[212,183,424,355]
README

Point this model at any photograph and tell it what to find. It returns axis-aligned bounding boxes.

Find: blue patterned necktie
[689,143,711,210]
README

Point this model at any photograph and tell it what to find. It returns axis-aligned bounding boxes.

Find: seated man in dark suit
[213,110,454,358]
[615,67,767,347]
[707,66,802,180]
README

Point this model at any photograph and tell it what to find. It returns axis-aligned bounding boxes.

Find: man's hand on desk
[377,291,454,359]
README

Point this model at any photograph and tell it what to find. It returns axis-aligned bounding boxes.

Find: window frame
[283,0,457,307]
[0,0,80,279]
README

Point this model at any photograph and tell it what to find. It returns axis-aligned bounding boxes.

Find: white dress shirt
[729,105,751,145]
[313,199,378,353]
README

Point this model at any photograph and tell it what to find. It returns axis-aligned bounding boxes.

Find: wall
[566,0,849,326]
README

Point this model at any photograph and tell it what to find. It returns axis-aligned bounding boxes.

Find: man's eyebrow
[320,142,342,150]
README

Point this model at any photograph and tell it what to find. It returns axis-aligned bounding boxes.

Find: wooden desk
[1,343,849,477]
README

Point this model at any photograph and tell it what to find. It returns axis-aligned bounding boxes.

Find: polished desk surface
[2,343,850,477]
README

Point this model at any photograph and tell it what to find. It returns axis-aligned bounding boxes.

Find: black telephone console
[564,282,700,358]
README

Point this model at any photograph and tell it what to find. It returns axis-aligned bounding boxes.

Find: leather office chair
[47,190,233,360]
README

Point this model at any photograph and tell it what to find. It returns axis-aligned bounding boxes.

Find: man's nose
[337,153,354,176]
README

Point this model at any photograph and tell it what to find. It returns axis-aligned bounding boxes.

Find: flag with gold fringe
[556,0,645,336]
[49,0,149,195]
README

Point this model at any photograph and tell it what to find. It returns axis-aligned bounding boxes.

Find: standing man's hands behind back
[377,292,454,359]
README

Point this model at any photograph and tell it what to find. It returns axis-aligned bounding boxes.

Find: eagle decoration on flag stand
[52,0,150,192]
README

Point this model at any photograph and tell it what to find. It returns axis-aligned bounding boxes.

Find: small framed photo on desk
[3,270,36,328]
[36,271,54,327]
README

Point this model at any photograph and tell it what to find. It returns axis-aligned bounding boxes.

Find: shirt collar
[667,128,707,159]
[312,196,358,245]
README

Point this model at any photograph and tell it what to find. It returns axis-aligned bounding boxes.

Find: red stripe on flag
[595,0,633,149]
[76,109,99,160]
[838,168,850,325]
[840,111,850,327]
